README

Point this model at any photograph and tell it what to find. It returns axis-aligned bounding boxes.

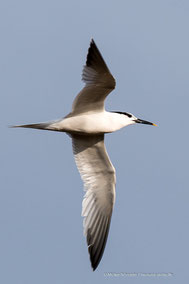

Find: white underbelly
[56,112,126,134]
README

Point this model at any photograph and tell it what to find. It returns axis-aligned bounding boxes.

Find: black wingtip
[92,263,96,271]
[86,39,110,73]
[86,39,99,67]
[87,217,111,272]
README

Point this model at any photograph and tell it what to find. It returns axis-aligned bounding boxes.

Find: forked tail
[10,121,60,131]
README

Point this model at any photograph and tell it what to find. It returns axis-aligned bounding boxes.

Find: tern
[12,39,156,271]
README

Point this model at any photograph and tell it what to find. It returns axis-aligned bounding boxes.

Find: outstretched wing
[72,134,116,270]
[72,39,116,115]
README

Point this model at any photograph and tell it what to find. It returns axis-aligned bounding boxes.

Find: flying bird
[12,39,156,271]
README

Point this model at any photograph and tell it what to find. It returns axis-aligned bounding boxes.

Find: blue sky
[1,0,189,283]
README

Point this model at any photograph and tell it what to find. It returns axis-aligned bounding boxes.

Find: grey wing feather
[71,39,116,115]
[72,134,116,270]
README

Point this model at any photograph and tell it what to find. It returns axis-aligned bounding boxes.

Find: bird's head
[113,111,157,127]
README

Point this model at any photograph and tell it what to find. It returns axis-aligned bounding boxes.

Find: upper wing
[72,134,116,270]
[72,39,116,115]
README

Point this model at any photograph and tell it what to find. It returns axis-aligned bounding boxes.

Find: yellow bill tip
[152,123,157,127]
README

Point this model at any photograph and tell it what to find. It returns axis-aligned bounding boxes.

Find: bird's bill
[135,118,157,126]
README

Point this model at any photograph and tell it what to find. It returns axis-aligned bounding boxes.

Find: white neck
[105,111,135,132]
